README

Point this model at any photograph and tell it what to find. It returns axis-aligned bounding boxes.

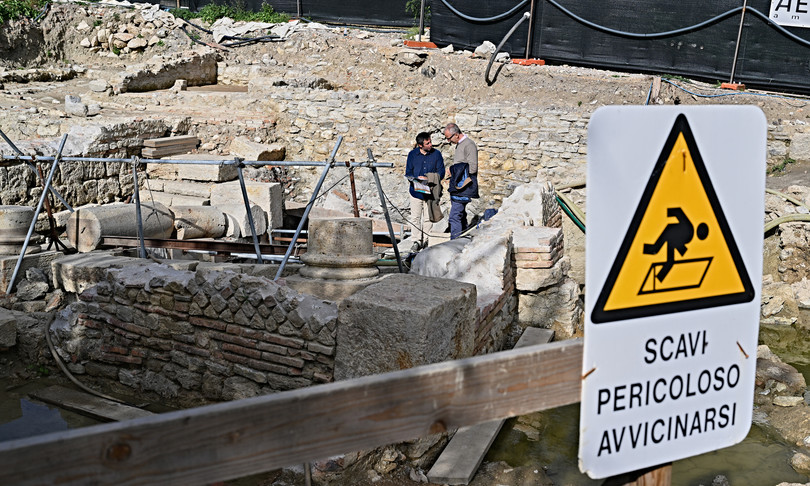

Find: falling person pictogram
[642,207,709,283]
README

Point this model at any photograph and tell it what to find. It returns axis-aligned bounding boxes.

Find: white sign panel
[579,106,766,479]
[770,0,810,28]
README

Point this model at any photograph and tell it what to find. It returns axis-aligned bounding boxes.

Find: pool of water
[0,378,101,443]
[486,403,808,486]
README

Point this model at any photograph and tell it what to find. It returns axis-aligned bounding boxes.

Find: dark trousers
[449,200,468,239]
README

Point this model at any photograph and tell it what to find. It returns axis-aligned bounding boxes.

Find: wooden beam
[0,339,583,486]
[30,386,153,423]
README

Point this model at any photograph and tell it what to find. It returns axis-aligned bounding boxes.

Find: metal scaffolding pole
[132,157,147,259]
[6,134,68,294]
[1,155,391,169]
[236,159,264,264]
[368,149,404,273]
[274,137,343,281]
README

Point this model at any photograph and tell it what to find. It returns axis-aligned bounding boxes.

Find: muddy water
[486,404,807,485]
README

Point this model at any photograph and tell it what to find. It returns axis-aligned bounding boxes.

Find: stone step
[426,327,555,485]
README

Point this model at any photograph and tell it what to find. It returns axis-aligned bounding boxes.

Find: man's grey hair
[444,123,462,135]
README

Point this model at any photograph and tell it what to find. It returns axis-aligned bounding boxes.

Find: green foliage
[404,25,419,40]
[198,3,232,23]
[0,0,48,24]
[172,2,289,24]
[661,73,692,84]
[169,8,196,20]
[253,4,288,23]
[27,364,50,376]
[405,0,430,24]
[769,156,796,174]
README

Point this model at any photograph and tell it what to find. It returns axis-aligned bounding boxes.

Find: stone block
[516,256,569,292]
[64,95,88,117]
[52,252,151,294]
[210,181,283,230]
[228,136,285,162]
[0,251,63,294]
[789,132,810,162]
[334,274,476,380]
[161,180,214,199]
[164,154,239,183]
[0,311,17,347]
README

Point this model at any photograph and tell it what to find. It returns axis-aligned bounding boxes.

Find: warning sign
[579,106,766,480]
[592,115,754,323]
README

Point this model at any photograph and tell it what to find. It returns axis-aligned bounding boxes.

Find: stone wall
[53,259,338,407]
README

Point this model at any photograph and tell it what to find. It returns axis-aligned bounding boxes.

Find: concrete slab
[426,327,554,485]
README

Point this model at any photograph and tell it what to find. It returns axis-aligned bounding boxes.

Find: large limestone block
[52,252,152,294]
[219,203,267,238]
[411,221,512,306]
[789,132,810,162]
[176,154,239,183]
[170,206,226,239]
[334,274,477,380]
[66,202,174,252]
[228,136,285,162]
[149,154,238,183]
[210,181,283,229]
[0,251,62,294]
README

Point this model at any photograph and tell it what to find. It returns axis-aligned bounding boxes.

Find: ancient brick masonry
[59,263,338,407]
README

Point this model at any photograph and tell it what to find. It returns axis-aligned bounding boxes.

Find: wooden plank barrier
[0,339,583,486]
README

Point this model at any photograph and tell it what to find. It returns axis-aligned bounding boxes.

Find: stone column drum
[0,206,42,255]
[298,218,379,280]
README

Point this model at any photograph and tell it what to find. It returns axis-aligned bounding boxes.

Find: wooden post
[603,463,672,486]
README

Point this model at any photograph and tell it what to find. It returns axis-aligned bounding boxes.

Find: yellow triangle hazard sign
[591,114,754,323]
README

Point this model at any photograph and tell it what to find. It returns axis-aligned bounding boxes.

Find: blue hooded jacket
[448,163,479,200]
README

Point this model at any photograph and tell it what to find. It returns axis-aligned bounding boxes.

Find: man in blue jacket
[405,132,444,248]
[444,123,479,239]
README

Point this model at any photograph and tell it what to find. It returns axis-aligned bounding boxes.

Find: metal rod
[35,163,66,252]
[7,134,67,294]
[368,149,404,274]
[525,0,537,58]
[1,155,392,168]
[418,0,426,41]
[132,158,147,259]
[729,0,748,84]
[297,0,301,18]
[0,127,74,211]
[346,160,360,218]
[236,161,263,264]
[274,137,343,281]
[304,462,312,486]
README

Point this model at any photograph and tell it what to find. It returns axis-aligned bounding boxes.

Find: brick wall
[56,262,338,407]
